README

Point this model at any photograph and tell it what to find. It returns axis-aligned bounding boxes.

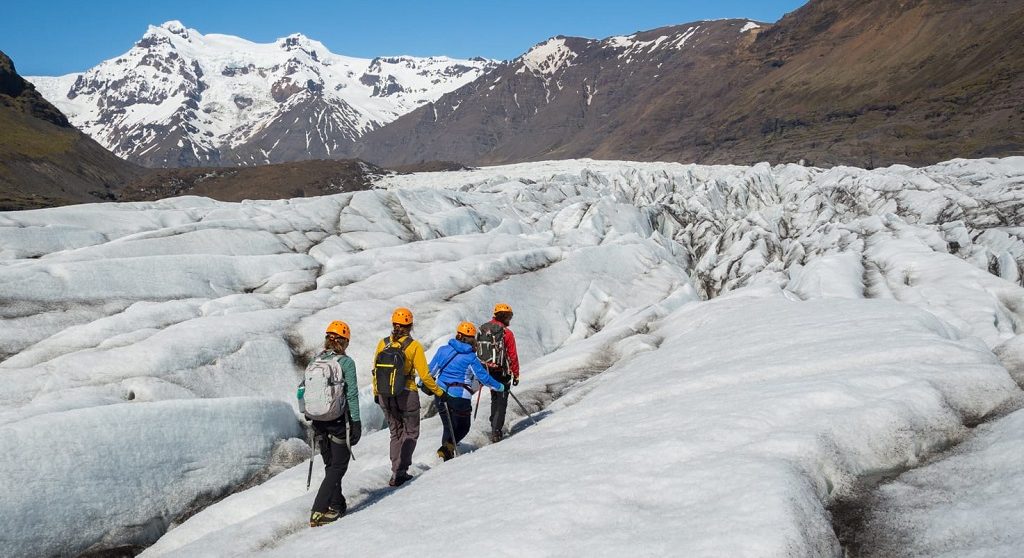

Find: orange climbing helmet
[494,303,513,315]
[456,321,477,337]
[325,320,350,339]
[391,307,414,326]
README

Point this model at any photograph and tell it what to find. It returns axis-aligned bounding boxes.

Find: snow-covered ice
[854,405,1024,557]
[1,157,1022,556]
[0,398,302,557]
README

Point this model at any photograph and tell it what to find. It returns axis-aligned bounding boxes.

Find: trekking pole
[306,428,315,490]
[438,398,460,457]
[472,388,483,420]
[508,390,539,426]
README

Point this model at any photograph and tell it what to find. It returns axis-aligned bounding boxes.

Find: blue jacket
[428,339,505,399]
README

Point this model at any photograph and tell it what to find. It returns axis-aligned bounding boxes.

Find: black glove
[513,376,520,387]
[348,420,362,446]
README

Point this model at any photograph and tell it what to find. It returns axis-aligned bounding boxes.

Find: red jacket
[489,318,520,380]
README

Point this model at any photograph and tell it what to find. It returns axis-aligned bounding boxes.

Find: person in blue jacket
[427,321,505,460]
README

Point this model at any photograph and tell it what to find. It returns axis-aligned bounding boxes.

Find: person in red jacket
[478,303,520,442]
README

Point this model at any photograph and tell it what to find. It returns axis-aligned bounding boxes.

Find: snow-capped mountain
[28,21,497,167]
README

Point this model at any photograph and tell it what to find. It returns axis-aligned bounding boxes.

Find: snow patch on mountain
[517,37,578,76]
[604,25,703,63]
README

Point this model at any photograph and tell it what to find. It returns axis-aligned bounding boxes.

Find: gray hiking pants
[379,391,420,475]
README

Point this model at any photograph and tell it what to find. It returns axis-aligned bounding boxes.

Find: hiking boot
[436,443,455,461]
[309,507,343,527]
[388,471,413,487]
[490,430,503,443]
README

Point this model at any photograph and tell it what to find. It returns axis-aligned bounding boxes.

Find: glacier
[0,158,1022,556]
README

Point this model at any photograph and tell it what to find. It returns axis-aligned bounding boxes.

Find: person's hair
[456,332,475,344]
[325,334,349,354]
[392,322,412,337]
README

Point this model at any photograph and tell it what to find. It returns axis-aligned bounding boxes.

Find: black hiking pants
[438,396,473,446]
[312,431,351,514]
[489,382,511,435]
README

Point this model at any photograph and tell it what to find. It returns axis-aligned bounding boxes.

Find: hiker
[372,307,445,487]
[478,303,520,442]
[428,321,506,461]
[299,321,361,527]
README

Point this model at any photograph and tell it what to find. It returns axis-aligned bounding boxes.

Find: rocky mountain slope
[29,21,496,168]
[0,51,139,210]
[355,0,1024,168]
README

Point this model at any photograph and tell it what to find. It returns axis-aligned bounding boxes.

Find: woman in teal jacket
[306,321,361,527]
[427,321,505,460]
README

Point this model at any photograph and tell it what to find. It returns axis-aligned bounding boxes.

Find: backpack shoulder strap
[438,350,459,374]
[313,350,337,362]
[484,321,504,334]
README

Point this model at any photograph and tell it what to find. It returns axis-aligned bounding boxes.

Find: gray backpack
[299,353,346,421]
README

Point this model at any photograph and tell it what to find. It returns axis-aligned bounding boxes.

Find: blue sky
[2,0,806,76]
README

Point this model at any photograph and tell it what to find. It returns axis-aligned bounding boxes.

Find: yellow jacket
[372,335,443,397]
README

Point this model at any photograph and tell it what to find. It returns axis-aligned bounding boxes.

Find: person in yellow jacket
[372,307,444,487]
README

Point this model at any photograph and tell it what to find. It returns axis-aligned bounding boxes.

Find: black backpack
[476,321,507,373]
[374,336,413,397]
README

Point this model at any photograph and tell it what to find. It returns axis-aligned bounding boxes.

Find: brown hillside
[120,159,382,203]
[0,51,140,210]
[355,0,1024,168]
[692,0,1024,166]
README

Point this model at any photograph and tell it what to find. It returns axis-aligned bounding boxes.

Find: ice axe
[306,427,315,490]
